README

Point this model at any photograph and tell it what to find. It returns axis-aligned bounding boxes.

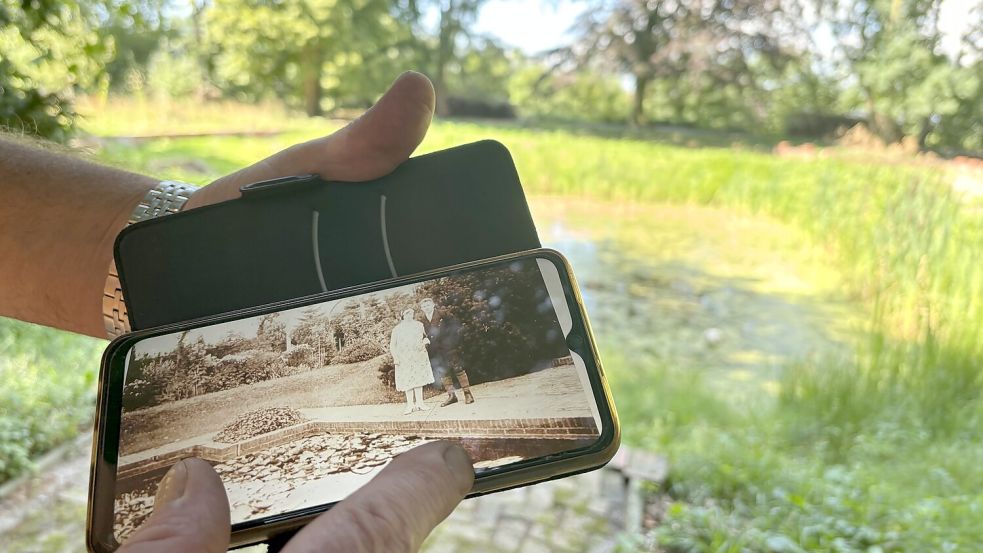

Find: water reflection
[534,199,861,395]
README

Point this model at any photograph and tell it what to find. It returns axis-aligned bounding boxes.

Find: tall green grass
[420,123,983,426]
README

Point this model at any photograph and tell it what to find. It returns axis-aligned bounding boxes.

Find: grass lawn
[119,356,396,455]
[2,98,980,551]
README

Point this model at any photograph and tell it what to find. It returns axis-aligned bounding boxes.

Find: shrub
[0,318,101,483]
[121,378,156,408]
[213,407,306,443]
[377,353,395,390]
[210,350,287,390]
[332,340,385,365]
[283,344,314,369]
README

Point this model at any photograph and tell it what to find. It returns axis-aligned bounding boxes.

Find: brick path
[421,447,667,553]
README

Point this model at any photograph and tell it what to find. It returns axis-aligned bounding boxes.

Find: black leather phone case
[115,140,540,330]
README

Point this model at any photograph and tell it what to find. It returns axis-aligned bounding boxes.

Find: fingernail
[442,444,474,494]
[154,460,189,507]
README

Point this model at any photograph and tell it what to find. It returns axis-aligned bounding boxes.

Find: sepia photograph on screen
[112,258,602,540]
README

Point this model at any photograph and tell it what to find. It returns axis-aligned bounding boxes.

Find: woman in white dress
[389,308,434,414]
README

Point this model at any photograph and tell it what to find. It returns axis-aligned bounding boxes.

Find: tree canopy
[1,0,980,152]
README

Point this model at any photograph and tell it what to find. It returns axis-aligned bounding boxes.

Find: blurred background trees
[1,0,979,152]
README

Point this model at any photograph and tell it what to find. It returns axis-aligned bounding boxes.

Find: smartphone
[87,249,619,552]
[114,140,540,330]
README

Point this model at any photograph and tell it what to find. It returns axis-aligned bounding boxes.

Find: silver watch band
[103,180,197,338]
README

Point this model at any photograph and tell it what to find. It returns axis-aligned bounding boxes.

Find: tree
[398,0,491,115]
[416,259,569,385]
[0,1,114,139]
[821,0,983,150]
[445,36,514,106]
[206,0,406,116]
[509,61,630,123]
[256,312,287,353]
[430,0,488,114]
[567,0,799,126]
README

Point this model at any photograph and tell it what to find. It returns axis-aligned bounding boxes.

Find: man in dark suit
[419,297,475,406]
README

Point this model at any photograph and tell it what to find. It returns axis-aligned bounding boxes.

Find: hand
[119,441,474,553]
[0,71,435,337]
[424,338,431,345]
[184,71,435,210]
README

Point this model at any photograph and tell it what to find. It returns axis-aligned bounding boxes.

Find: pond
[531,198,862,400]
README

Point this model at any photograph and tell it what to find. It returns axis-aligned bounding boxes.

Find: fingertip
[440,442,475,495]
[388,71,436,113]
[391,441,474,495]
[281,441,473,552]
[182,457,226,490]
[120,458,230,553]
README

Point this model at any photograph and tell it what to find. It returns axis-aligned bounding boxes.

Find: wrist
[103,180,197,338]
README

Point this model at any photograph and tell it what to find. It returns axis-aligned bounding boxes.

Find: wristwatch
[103,180,197,338]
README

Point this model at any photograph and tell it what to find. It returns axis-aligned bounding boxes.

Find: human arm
[0,71,435,338]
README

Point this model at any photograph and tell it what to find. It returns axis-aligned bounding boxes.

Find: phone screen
[110,256,605,541]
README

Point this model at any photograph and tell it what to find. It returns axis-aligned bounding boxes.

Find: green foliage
[823,0,983,150]
[205,0,407,114]
[0,1,112,139]
[445,38,515,105]
[567,0,798,125]
[101,1,174,92]
[0,318,101,482]
[413,0,489,114]
[509,64,630,123]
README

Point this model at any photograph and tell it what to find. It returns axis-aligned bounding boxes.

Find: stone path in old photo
[0,433,665,553]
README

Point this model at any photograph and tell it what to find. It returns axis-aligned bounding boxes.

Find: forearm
[0,137,157,338]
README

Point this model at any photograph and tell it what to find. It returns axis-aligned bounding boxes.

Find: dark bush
[417,258,569,386]
[447,96,516,119]
[377,353,395,390]
[784,112,865,138]
[283,344,314,369]
[204,350,286,392]
[333,340,385,365]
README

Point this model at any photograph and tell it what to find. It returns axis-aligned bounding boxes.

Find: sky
[133,280,424,357]
[474,0,979,62]
[471,0,584,54]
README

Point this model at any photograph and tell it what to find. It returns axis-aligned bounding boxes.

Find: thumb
[282,441,474,553]
[119,458,231,553]
[187,71,435,209]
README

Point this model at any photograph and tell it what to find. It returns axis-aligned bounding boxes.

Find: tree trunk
[916,115,934,150]
[190,0,209,101]
[631,75,649,127]
[864,94,902,144]
[434,1,456,117]
[302,44,323,117]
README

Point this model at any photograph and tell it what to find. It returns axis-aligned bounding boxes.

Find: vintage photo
[113,258,601,540]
